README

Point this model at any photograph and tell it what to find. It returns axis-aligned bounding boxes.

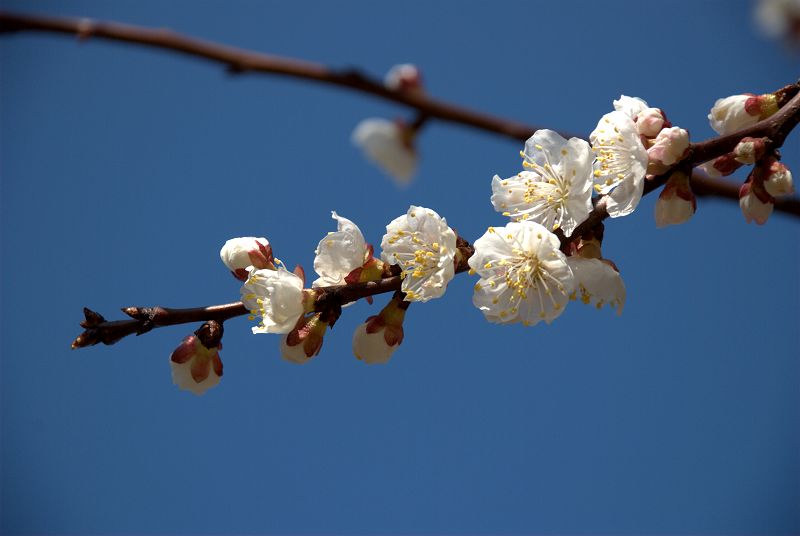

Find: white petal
[279,335,313,364]
[352,324,398,364]
[566,257,626,315]
[522,129,569,168]
[590,111,649,218]
[170,360,221,395]
[613,95,649,119]
[708,95,757,135]
[312,211,367,287]
[469,221,574,326]
[740,188,774,225]
[240,268,304,334]
[381,206,457,302]
[220,237,271,271]
[509,130,593,236]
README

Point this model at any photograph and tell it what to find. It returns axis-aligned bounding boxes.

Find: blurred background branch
[2,10,799,218]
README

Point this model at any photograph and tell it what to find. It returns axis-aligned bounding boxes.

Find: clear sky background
[1,0,799,534]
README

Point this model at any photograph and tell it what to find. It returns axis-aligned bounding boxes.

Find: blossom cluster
[702,93,794,224]
[166,81,794,395]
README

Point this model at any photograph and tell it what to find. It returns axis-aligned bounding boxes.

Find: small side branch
[72,302,247,348]
[72,238,476,349]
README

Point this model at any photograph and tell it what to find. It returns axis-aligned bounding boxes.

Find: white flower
[220,237,273,281]
[566,257,626,315]
[240,268,305,334]
[491,130,593,236]
[381,206,457,302]
[590,112,649,218]
[312,212,368,287]
[613,95,649,119]
[352,118,417,184]
[384,63,422,92]
[739,182,774,225]
[655,171,696,228]
[169,335,223,396]
[468,221,574,326]
[708,94,778,135]
[647,127,690,167]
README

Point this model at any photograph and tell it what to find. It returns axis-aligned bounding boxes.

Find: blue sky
[1,0,798,533]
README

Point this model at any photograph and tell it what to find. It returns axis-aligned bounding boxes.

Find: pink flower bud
[739,180,774,225]
[655,171,696,228]
[169,334,223,396]
[220,237,274,281]
[733,137,767,165]
[635,107,666,138]
[279,313,328,364]
[384,64,423,93]
[353,293,408,364]
[647,127,690,169]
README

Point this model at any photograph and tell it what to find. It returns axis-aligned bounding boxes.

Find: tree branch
[2,11,798,219]
[71,238,475,348]
[0,11,550,141]
[6,11,795,347]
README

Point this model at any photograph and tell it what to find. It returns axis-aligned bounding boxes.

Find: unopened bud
[635,107,666,138]
[220,237,274,281]
[169,331,223,396]
[758,158,794,197]
[739,178,774,225]
[353,293,409,365]
[708,93,779,135]
[280,313,328,364]
[733,137,768,165]
[352,118,418,184]
[655,171,696,228]
[384,64,423,93]
[647,127,690,173]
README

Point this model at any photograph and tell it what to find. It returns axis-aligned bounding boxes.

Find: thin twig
[1,11,798,218]
[0,11,549,141]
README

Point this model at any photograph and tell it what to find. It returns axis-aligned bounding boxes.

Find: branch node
[195,320,224,348]
[121,306,144,320]
[80,307,106,328]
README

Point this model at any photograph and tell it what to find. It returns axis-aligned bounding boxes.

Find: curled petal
[613,95,649,119]
[313,211,368,287]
